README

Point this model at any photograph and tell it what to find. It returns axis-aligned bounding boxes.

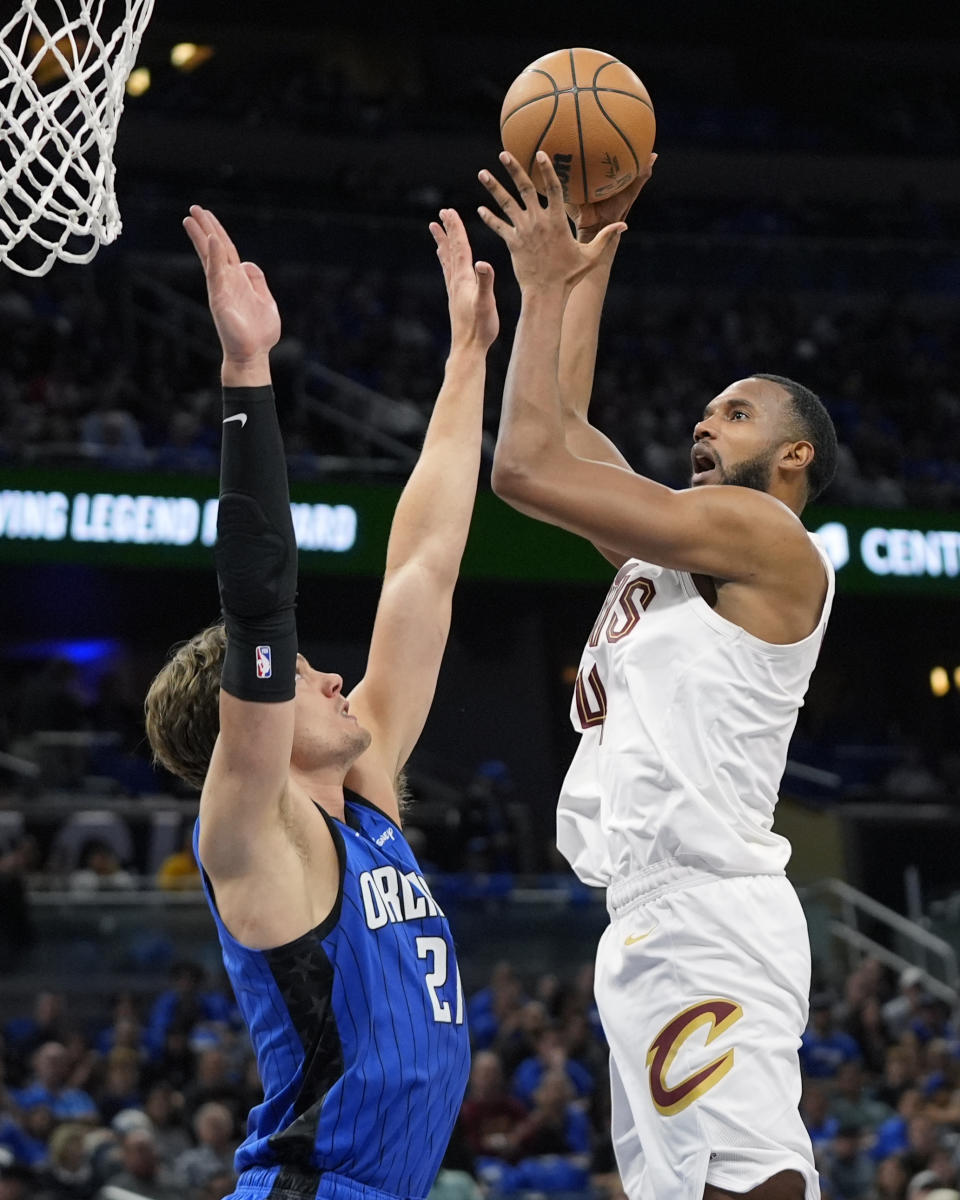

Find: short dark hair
[752,373,838,505]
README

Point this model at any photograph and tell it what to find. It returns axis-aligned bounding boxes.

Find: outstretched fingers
[497,151,539,207]
[182,213,210,263]
[478,163,526,221]
[476,203,514,242]
[438,208,472,270]
[531,151,566,213]
[202,208,242,265]
[204,229,231,284]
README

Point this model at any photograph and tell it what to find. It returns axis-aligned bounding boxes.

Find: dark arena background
[2,2,960,1197]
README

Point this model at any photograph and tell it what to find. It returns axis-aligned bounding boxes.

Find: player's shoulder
[690,482,802,527]
[714,487,822,560]
[343,788,405,842]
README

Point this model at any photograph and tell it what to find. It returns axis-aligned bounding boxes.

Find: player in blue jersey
[144,204,498,1200]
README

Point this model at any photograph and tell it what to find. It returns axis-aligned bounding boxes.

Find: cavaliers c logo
[646,998,743,1115]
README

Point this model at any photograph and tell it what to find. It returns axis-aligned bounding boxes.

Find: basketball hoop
[0,0,156,276]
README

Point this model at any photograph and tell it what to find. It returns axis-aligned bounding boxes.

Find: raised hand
[183,205,281,366]
[567,152,657,244]
[429,207,498,352]
[478,152,626,294]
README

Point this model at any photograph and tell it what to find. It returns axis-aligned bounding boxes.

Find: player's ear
[780,439,814,475]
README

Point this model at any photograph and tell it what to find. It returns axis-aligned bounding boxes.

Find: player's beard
[720,447,777,493]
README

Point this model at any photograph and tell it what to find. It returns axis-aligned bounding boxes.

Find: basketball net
[0,0,155,276]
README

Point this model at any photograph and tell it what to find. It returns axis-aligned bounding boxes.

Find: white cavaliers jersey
[557,536,835,886]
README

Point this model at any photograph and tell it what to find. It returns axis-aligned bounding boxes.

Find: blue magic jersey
[194,791,469,1199]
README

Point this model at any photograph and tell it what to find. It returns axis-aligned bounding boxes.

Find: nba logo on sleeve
[256,645,272,679]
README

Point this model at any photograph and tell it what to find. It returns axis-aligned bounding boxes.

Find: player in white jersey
[477,151,839,1200]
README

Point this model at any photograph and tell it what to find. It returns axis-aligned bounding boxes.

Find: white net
[0,0,155,276]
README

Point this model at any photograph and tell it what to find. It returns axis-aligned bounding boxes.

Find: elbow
[492,441,555,506]
[491,454,530,503]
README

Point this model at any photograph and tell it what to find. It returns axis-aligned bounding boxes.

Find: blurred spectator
[873,1155,910,1200]
[34,1122,96,1200]
[909,998,957,1048]
[173,1102,236,1191]
[871,1089,923,1162]
[561,1009,607,1085]
[876,1045,919,1109]
[152,411,217,475]
[512,1068,590,1160]
[901,1116,943,1178]
[196,1168,237,1200]
[95,1050,143,1124]
[800,995,862,1079]
[459,1051,527,1162]
[142,1023,194,1093]
[79,404,146,471]
[829,1060,894,1129]
[494,1000,550,1078]
[459,761,521,873]
[821,1124,874,1200]
[0,1108,46,1169]
[427,1126,482,1200]
[13,1044,97,1122]
[180,1048,239,1126]
[17,1104,56,1165]
[0,1162,33,1200]
[909,1171,951,1199]
[0,841,34,973]
[800,1081,839,1151]
[507,1069,591,1195]
[155,831,201,892]
[844,994,889,1076]
[511,1027,593,1106]
[467,962,525,1050]
[94,1010,145,1063]
[142,1084,190,1162]
[144,964,232,1062]
[94,1127,178,1200]
[927,1149,960,1191]
[68,842,136,894]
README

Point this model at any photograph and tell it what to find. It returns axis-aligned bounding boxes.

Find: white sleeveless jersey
[557,537,835,886]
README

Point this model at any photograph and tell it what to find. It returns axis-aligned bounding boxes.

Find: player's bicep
[198,693,294,878]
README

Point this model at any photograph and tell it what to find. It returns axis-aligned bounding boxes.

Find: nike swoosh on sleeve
[222,412,248,427]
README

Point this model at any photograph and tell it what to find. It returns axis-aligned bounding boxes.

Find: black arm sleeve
[215,385,298,702]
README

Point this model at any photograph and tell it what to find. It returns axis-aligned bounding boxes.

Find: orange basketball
[500,47,655,206]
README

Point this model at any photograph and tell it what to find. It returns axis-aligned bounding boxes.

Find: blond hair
[144,623,226,791]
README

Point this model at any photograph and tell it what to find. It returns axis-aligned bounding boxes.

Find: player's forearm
[492,285,570,497]
[216,383,297,704]
[383,344,487,582]
[558,259,633,470]
[558,256,612,421]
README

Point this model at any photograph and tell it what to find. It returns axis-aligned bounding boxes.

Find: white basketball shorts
[594,864,820,1200]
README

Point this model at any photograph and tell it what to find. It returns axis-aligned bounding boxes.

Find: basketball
[500,47,656,207]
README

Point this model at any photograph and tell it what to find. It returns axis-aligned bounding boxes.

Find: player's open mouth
[690,445,719,485]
